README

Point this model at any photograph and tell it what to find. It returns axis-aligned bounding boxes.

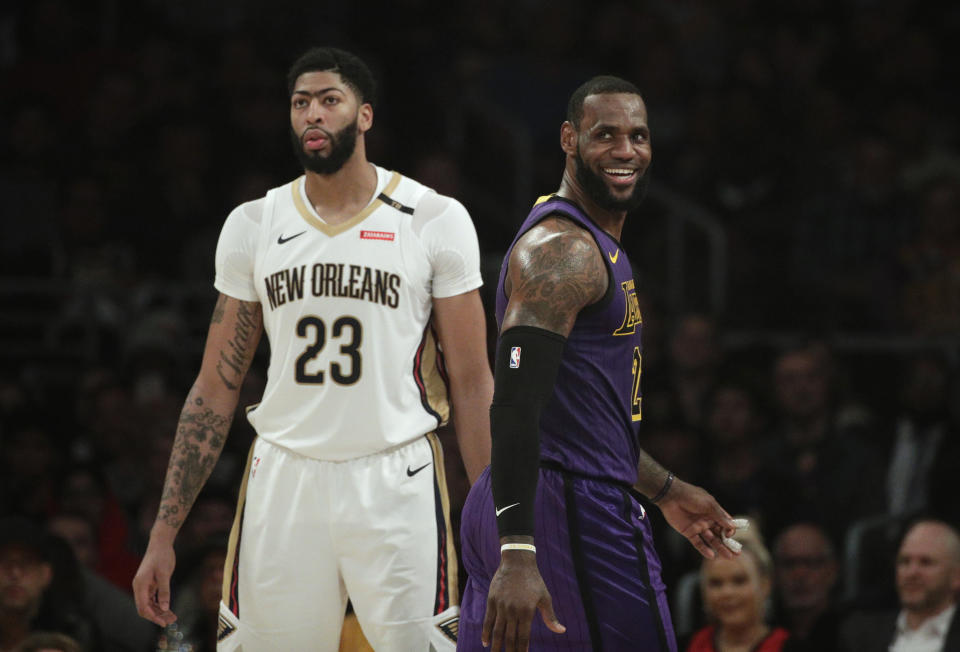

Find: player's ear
[358,103,373,133]
[560,121,578,156]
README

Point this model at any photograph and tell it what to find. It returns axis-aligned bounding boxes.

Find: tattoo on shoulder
[507,218,607,331]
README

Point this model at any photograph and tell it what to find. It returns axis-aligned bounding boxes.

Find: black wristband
[490,325,566,538]
[651,472,674,503]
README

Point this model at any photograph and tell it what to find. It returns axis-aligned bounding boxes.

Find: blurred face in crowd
[896,521,960,618]
[670,315,716,374]
[774,524,837,613]
[774,350,829,422]
[58,469,105,525]
[0,544,52,613]
[702,550,769,630]
[47,514,98,569]
[707,385,758,445]
[565,92,652,212]
[289,70,371,175]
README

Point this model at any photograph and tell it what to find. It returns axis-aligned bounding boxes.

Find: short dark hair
[286,47,377,108]
[566,75,642,128]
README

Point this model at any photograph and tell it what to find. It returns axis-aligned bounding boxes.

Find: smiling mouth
[602,167,638,184]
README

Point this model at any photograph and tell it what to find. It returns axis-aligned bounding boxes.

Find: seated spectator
[886,352,960,526]
[163,537,229,652]
[700,380,766,518]
[757,342,884,544]
[46,513,98,571]
[0,518,96,651]
[840,519,960,651]
[55,464,140,593]
[0,414,64,519]
[662,312,722,429]
[684,519,790,652]
[897,175,960,335]
[46,513,157,652]
[772,522,842,652]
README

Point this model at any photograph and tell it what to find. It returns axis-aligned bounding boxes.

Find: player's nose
[305,98,325,123]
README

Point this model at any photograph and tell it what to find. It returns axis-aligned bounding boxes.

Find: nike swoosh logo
[608,249,620,264]
[407,463,431,477]
[495,502,520,517]
[277,231,306,245]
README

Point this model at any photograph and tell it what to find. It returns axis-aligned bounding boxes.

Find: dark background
[1,0,959,648]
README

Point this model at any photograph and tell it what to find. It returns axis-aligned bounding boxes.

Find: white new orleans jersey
[214,165,482,460]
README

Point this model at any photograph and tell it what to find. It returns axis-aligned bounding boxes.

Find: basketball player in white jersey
[132,47,494,651]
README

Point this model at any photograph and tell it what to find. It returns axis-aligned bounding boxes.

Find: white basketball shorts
[216,433,459,651]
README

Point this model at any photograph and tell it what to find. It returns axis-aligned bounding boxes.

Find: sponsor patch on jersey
[436,615,459,642]
[360,230,395,241]
[509,346,521,368]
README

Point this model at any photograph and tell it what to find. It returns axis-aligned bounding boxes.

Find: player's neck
[303,151,378,225]
[556,170,626,241]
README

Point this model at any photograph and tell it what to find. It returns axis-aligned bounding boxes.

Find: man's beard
[574,150,650,212]
[290,118,359,175]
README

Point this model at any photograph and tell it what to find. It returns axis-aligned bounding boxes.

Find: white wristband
[500,543,536,554]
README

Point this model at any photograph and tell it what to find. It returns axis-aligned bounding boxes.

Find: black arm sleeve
[489,325,566,538]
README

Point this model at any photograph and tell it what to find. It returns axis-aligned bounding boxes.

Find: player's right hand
[481,550,565,651]
[132,540,178,627]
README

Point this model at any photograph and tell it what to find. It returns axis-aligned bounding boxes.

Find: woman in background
[685,520,789,652]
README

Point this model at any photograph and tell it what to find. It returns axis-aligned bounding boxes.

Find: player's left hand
[657,478,738,560]
[482,549,565,651]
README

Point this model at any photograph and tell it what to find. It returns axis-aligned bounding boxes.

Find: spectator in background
[55,464,139,593]
[840,519,960,651]
[0,519,53,652]
[46,513,97,571]
[161,537,229,652]
[897,175,960,335]
[47,510,157,652]
[773,522,842,652]
[700,380,766,519]
[886,352,960,526]
[0,518,97,652]
[42,525,153,652]
[757,342,884,544]
[0,414,62,519]
[664,313,722,429]
[176,490,235,555]
[684,519,790,652]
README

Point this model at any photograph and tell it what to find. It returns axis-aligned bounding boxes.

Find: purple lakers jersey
[495,195,643,485]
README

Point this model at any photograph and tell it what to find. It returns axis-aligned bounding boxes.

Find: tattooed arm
[481,216,606,651]
[133,293,263,626]
[500,216,608,334]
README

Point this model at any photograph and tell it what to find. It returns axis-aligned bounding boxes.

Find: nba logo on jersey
[509,346,521,368]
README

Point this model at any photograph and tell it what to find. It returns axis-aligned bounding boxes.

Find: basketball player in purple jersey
[457,76,739,651]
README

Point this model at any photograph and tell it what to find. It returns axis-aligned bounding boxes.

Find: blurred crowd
[1,0,959,650]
